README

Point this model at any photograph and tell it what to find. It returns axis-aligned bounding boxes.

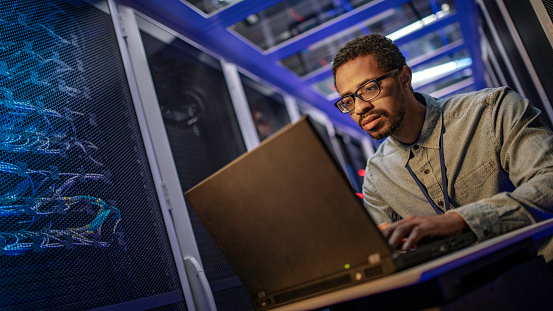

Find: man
[332,34,553,261]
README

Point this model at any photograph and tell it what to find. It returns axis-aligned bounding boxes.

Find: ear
[398,66,412,89]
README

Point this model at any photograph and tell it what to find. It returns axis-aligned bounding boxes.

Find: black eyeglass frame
[334,68,400,113]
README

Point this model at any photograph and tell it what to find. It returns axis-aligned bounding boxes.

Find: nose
[353,96,373,115]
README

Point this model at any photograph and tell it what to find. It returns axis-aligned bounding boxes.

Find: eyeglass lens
[339,81,380,112]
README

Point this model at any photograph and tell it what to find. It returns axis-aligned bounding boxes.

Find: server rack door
[0,0,191,310]
[121,9,256,311]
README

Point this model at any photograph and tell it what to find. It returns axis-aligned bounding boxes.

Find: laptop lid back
[184,116,394,306]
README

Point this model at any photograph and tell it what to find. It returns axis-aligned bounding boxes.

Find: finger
[377,222,390,232]
[388,222,416,250]
[382,218,410,239]
[402,226,424,251]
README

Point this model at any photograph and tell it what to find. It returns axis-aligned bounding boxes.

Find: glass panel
[239,74,291,141]
[279,0,456,77]
[411,49,471,88]
[279,27,364,77]
[398,22,463,63]
[182,0,241,14]
[230,0,378,51]
[371,0,455,40]
[415,68,473,94]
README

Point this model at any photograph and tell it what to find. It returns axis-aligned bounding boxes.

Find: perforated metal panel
[0,1,185,309]
[213,285,255,311]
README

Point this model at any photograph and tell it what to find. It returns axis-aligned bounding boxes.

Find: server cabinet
[0,0,193,310]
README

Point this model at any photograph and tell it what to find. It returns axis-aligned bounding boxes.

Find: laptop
[184,116,477,310]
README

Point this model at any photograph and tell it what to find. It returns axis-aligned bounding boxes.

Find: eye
[342,97,354,108]
[364,82,378,93]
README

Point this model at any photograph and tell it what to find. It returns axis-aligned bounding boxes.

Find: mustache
[358,109,388,128]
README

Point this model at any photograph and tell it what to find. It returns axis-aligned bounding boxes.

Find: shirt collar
[390,92,443,166]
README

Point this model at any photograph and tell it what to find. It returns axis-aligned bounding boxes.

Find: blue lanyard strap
[405,129,450,214]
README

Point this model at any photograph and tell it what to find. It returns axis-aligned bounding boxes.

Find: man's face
[335,55,406,140]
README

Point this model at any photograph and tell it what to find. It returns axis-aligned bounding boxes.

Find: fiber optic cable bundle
[0,1,123,256]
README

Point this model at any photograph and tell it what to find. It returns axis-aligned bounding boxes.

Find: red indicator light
[358,169,365,177]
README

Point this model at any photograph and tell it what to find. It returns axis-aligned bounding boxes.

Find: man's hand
[382,213,468,251]
[377,222,391,231]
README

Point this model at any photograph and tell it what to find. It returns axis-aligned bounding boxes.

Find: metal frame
[529,0,553,50]
[284,94,302,122]
[222,61,261,150]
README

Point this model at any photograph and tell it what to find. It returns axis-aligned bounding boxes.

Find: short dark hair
[332,34,406,83]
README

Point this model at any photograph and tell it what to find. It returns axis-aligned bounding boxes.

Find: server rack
[0,0,194,309]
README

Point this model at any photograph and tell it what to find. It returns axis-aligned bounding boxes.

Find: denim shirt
[363,87,553,261]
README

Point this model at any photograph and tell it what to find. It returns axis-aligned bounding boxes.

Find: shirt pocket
[454,160,497,204]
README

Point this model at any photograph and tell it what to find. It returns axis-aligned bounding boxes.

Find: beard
[358,84,407,140]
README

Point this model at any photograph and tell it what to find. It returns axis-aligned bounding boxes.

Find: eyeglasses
[334,68,400,113]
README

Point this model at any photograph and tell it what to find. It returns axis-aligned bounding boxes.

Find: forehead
[335,55,383,94]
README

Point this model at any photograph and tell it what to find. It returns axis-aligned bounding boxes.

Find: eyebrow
[340,77,375,98]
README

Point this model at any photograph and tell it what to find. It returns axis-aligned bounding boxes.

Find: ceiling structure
[118,0,486,135]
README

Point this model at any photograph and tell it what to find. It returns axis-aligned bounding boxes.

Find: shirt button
[424,169,430,174]
[413,145,419,150]
[437,200,444,207]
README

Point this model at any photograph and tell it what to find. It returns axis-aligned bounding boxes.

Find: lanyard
[405,129,450,214]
